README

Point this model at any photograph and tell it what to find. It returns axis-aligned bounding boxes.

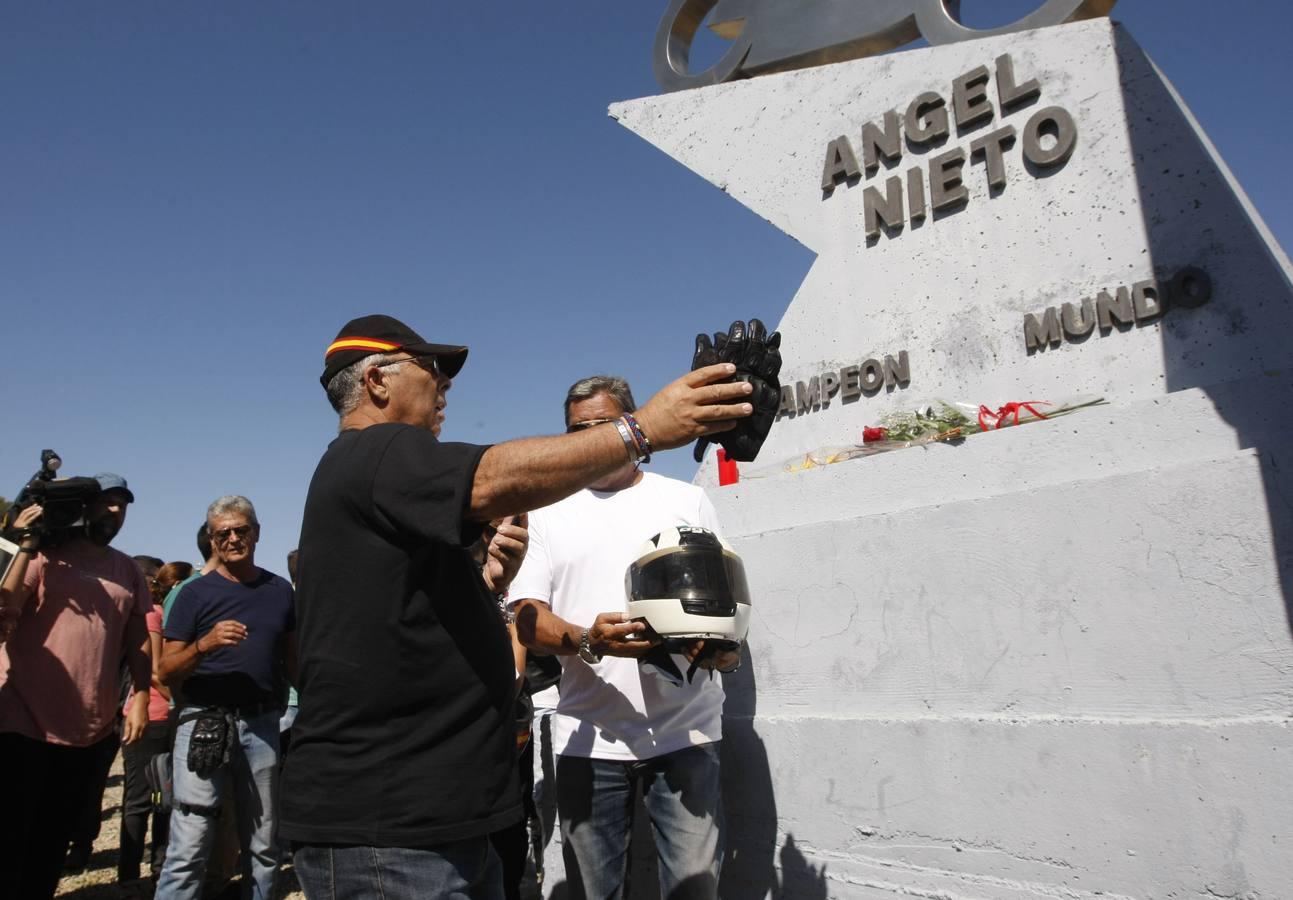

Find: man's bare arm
[125,612,151,694]
[123,614,152,744]
[513,598,658,659]
[159,620,247,686]
[149,631,171,701]
[469,364,751,521]
[0,505,43,640]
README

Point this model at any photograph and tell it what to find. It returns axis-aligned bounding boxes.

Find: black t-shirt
[164,570,295,708]
[278,423,520,847]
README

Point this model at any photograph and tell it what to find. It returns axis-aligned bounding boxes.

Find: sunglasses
[376,355,441,378]
[211,525,254,544]
[566,417,615,434]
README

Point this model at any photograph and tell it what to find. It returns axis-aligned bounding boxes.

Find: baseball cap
[320,314,469,388]
[94,473,135,503]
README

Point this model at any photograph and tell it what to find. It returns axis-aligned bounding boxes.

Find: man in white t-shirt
[510,375,740,900]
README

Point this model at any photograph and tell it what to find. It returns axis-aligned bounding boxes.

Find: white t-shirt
[509,472,726,761]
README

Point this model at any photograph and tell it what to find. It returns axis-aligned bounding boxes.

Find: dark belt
[229,700,281,719]
[183,701,280,721]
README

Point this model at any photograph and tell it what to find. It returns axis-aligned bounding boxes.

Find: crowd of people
[0,313,760,900]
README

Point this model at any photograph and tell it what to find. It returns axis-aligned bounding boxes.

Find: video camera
[1,449,103,550]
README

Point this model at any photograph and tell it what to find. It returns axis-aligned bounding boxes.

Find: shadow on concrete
[718,647,827,900]
[1112,24,1293,640]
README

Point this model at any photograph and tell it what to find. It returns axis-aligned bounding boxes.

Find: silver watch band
[578,627,602,663]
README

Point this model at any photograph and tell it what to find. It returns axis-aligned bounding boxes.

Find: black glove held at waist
[186,710,234,778]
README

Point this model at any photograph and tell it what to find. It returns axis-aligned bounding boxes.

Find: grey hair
[563,375,636,425]
[207,495,259,527]
[324,352,408,417]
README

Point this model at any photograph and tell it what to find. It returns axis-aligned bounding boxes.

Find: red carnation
[862,426,886,443]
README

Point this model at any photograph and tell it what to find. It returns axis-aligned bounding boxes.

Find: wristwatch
[578,628,603,664]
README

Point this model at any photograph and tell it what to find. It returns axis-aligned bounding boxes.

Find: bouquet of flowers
[861,400,977,447]
[743,397,1106,478]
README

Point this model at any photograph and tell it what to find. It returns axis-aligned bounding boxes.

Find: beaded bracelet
[620,413,653,464]
[613,418,642,463]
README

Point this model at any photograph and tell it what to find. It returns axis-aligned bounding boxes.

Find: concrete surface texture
[613,19,1292,900]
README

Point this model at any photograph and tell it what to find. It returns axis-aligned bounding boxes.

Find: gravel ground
[54,756,304,900]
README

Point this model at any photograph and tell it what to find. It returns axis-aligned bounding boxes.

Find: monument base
[713,374,1292,897]
[612,16,1293,899]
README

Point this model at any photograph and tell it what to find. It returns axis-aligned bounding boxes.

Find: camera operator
[0,474,154,900]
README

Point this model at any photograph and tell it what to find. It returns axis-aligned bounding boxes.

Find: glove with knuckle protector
[186,710,234,778]
[691,318,782,463]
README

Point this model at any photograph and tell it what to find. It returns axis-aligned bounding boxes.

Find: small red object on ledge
[717,449,739,486]
[977,401,1051,431]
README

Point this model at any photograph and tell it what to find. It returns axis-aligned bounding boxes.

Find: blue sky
[2,1,1289,572]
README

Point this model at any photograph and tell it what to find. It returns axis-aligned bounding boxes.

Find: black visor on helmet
[627,546,751,617]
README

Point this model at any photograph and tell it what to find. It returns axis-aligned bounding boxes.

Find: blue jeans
[155,708,281,900]
[293,838,504,900]
[557,742,723,900]
[278,704,298,735]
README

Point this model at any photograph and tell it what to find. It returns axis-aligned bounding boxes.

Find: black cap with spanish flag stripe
[320,314,469,388]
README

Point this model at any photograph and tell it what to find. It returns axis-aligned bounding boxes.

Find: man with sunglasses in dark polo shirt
[157,495,296,900]
[281,314,754,900]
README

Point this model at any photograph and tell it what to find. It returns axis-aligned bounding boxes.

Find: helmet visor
[627,547,750,616]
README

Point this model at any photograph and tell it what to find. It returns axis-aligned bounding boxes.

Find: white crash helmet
[625,526,751,645]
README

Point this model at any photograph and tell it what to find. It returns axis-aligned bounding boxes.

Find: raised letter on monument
[1023,106,1078,168]
[1024,307,1063,350]
[929,148,969,212]
[860,359,885,392]
[904,92,950,147]
[864,175,905,239]
[1061,298,1096,337]
[840,365,862,399]
[822,136,861,191]
[883,351,911,386]
[1132,279,1165,321]
[796,377,822,413]
[995,53,1041,111]
[861,111,902,174]
[970,125,1017,191]
[1170,266,1212,308]
[952,65,995,130]
[821,370,841,403]
[907,168,927,222]
[1096,287,1135,330]
[779,384,796,417]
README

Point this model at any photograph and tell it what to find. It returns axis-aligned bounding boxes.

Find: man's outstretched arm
[468,364,751,522]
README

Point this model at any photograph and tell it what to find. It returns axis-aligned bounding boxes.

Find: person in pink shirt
[0,473,153,900]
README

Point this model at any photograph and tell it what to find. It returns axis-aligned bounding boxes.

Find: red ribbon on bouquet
[977,401,1052,431]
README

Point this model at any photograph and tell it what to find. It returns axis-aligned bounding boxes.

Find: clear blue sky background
[2,1,1289,572]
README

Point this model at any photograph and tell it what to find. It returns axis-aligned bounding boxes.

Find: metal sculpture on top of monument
[653,0,1116,91]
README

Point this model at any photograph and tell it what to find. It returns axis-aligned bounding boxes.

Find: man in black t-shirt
[281,314,755,900]
[157,495,296,900]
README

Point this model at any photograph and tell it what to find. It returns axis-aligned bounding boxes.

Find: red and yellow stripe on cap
[326,337,402,357]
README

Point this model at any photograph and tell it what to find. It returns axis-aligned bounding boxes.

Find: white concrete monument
[613,14,1292,900]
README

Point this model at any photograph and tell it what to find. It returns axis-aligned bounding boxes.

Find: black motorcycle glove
[186,710,233,777]
[691,318,783,463]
